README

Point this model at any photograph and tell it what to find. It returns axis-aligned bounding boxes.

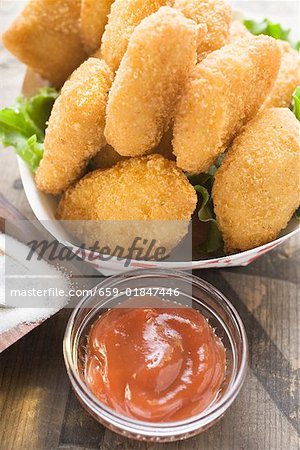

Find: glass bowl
[63,269,248,442]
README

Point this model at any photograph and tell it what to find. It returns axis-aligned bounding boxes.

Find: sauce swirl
[85,303,226,422]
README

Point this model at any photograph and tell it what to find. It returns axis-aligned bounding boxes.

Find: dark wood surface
[0,236,299,450]
[0,2,299,449]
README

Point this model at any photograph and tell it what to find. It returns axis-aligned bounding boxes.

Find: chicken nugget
[80,0,115,54]
[35,58,113,195]
[56,155,197,254]
[2,0,87,87]
[230,20,252,42]
[263,41,300,108]
[105,7,200,156]
[230,27,300,107]
[100,0,171,72]
[173,36,281,174]
[212,108,300,254]
[174,0,232,58]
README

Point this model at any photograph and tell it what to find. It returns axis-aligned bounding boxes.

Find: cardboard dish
[17,68,300,275]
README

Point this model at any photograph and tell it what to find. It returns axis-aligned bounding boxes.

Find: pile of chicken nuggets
[3,0,300,254]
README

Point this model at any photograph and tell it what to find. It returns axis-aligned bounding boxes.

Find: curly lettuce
[292,86,300,120]
[194,184,223,253]
[189,156,225,254]
[0,88,58,172]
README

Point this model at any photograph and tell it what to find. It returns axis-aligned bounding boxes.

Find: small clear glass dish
[63,269,248,442]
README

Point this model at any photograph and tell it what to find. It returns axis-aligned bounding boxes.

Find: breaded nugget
[263,41,300,108]
[56,155,197,253]
[173,36,281,174]
[80,0,115,54]
[2,0,87,87]
[230,20,252,42]
[212,108,300,253]
[35,58,113,195]
[57,155,196,220]
[100,0,170,72]
[229,26,300,107]
[105,7,199,156]
[174,0,232,58]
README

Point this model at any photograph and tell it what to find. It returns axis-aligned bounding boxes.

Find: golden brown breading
[56,155,197,253]
[80,0,115,54]
[2,0,87,87]
[35,58,113,195]
[173,36,281,174]
[212,108,300,254]
[100,0,170,72]
[105,7,199,156]
[263,40,300,108]
[229,20,252,42]
[174,0,232,58]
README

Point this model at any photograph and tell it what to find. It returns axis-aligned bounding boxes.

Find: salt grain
[0,234,70,334]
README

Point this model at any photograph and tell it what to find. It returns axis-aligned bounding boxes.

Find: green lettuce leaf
[194,185,223,253]
[0,87,58,172]
[17,135,44,173]
[244,18,300,50]
[188,172,223,254]
[292,86,300,120]
[16,88,58,133]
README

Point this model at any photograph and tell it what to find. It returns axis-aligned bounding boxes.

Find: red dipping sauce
[84,302,226,422]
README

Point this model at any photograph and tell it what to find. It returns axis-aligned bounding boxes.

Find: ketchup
[84,301,226,422]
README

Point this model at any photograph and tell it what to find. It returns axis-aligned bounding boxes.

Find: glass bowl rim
[63,268,248,437]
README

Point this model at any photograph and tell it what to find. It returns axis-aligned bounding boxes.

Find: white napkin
[0,234,69,334]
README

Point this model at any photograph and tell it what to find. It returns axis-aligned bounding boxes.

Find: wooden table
[0,2,299,449]
[0,239,299,450]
